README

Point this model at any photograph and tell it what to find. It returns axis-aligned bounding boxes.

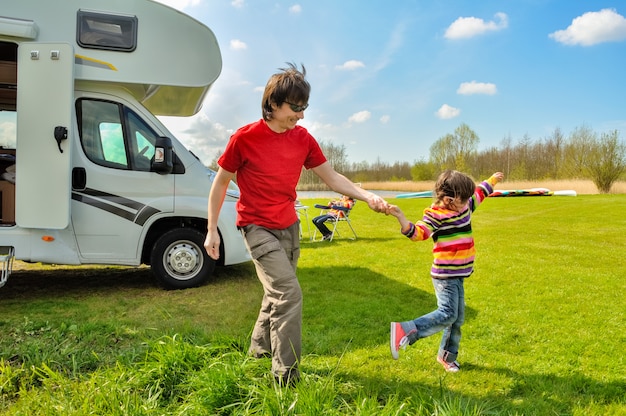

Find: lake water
[296,190,404,199]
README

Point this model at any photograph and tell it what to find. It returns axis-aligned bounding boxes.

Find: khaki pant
[241,222,301,380]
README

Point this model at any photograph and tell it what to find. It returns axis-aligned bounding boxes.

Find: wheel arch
[141,216,225,267]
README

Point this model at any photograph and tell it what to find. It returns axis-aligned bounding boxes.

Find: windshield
[207,168,239,198]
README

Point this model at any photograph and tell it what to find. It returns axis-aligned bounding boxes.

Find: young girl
[387,170,504,372]
[311,195,356,240]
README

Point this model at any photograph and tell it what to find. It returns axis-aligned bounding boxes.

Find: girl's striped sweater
[403,175,498,279]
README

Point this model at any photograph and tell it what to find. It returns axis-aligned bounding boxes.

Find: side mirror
[152,136,173,174]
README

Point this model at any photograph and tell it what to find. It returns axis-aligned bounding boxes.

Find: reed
[358,179,626,194]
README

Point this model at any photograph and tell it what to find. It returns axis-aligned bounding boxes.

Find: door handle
[54,126,68,153]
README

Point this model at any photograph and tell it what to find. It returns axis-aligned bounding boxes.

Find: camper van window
[127,111,156,171]
[0,112,16,149]
[76,10,137,52]
[77,98,158,172]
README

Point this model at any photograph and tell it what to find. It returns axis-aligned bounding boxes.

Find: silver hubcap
[166,241,201,279]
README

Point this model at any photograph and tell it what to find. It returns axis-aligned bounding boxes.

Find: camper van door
[16,42,73,229]
[70,94,175,261]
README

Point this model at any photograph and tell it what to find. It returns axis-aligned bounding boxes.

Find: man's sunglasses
[285,101,309,112]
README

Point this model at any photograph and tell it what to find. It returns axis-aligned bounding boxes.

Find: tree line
[297,123,626,193]
[210,123,626,193]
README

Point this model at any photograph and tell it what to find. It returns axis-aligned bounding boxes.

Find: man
[204,63,388,385]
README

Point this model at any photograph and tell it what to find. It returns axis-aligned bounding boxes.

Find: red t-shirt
[218,119,327,229]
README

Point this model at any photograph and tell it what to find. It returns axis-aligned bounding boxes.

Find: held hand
[204,230,221,260]
[367,195,390,213]
[386,204,403,218]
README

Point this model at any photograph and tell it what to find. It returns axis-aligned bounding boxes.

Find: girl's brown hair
[434,170,475,202]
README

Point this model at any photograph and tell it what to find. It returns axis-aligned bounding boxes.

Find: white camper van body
[0,0,250,288]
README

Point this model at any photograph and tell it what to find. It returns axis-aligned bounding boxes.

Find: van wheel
[150,228,215,289]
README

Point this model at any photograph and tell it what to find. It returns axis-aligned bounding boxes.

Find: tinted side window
[76,10,138,52]
[77,99,158,172]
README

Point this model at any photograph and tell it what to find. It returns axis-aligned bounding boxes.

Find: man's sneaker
[437,356,460,373]
[322,233,333,241]
[390,322,416,360]
[274,368,300,387]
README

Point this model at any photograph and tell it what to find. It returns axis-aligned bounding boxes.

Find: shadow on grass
[299,236,394,249]
[3,262,621,414]
[0,262,260,355]
[1,266,155,297]
[298,265,626,413]
[381,361,626,414]
[0,262,258,300]
[2,262,477,354]
[336,365,626,415]
[298,266,478,355]
[2,263,468,351]
[305,338,626,414]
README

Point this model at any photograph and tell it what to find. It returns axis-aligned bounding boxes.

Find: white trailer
[0,0,250,288]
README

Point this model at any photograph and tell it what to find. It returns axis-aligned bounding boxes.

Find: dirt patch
[1,264,156,300]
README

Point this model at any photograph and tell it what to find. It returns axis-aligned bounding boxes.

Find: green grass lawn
[0,195,624,415]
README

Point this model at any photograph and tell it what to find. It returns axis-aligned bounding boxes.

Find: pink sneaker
[390,322,416,360]
[437,356,460,373]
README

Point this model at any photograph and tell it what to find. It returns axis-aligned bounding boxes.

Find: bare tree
[429,123,479,173]
[472,146,502,180]
[563,125,596,178]
[410,159,437,181]
[585,130,626,193]
[508,134,532,180]
[389,161,413,181]
[290,124,625,191]
[209,150,223,171]
[429,133,455,171]
[500,134,513,180]
[453,123,479,172]
[320,140,349,173]
[544,127,565,179]
[298,140,349,189]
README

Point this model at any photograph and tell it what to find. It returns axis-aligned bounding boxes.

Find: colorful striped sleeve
[402,220,433,241]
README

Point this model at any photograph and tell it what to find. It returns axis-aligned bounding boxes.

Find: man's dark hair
[261,62,310,121]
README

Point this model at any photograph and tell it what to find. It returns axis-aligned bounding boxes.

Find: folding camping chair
[294,201,310,240]
[311,199,357,242]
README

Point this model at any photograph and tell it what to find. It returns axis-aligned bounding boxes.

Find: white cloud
[230,39,247,50]
[159,114,233,165]
[380,115,391,124]
[348,111,371,123]
[152,0,201,11]
[289,5,302,14]
[549,8,626,46]
[335,60,365,71]
[436,104,461,119]
[299,120,335,136]
[457,81,497,95]
[445,12,508,39]
[231,0,244,8]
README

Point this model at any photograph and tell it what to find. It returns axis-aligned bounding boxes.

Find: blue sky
[156,1,626,165]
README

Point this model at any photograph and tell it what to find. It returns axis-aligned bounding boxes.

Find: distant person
[387,170,504,372]
[312,195,355,240]
[204,63,389,385]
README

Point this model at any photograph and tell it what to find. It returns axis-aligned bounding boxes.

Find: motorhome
[0,0,250,289]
